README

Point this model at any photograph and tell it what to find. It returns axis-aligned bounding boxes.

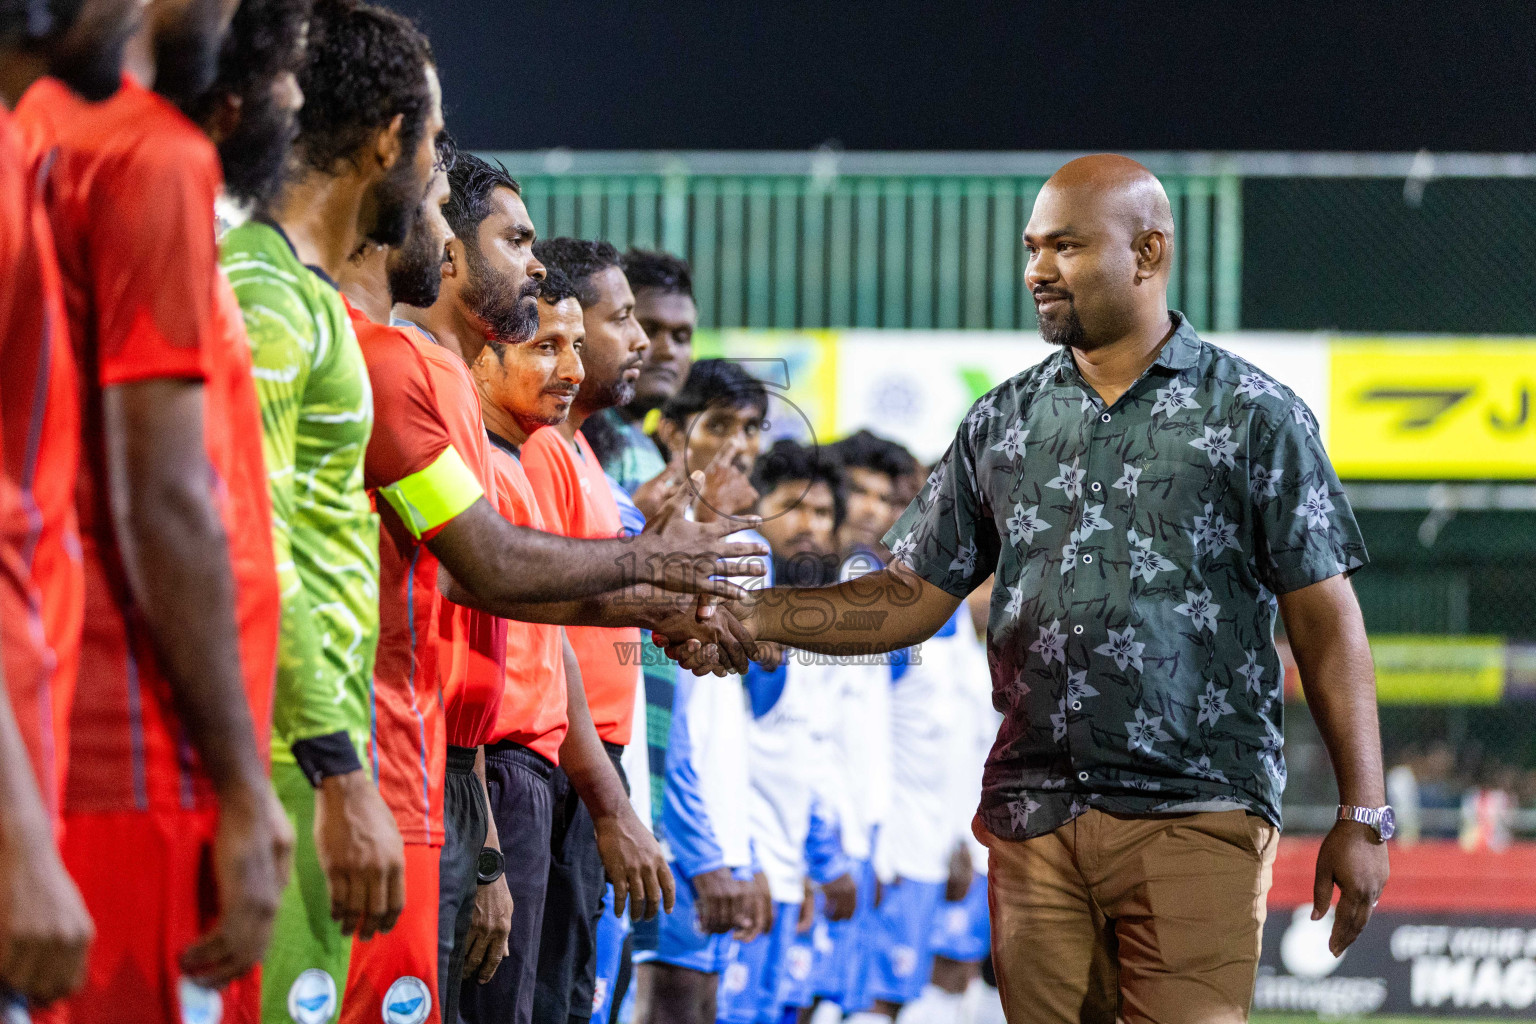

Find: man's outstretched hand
[1312,819,1389,957]
[635,473,766,601]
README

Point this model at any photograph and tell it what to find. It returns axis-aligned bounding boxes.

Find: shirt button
[1072,701,1083,711]
[1078,771,1090,782]
[1082,554,1093,564]
[1073,624,1084,635]
[1100,413,1111,423]
[1091,482,1102,492]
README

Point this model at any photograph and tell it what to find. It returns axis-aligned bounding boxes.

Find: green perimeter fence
[484,149,1536,334]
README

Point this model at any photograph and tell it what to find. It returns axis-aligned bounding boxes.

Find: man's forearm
[750,567,960,655]
[555,633,630,821]
[0,671,54,847]
[1284,580,1386,807]
[475,746,500,850]
[107,383,266,799]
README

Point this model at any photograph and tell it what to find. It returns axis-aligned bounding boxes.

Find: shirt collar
[1049,309,1201,385]
[1152,311,1202,373]
[390,314,437,345]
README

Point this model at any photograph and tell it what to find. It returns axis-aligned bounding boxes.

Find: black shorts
[533,742,627,1024]
[441,745,489,1024]
[462,741,556,1024]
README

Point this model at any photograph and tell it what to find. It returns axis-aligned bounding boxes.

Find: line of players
[0,2,998,1023]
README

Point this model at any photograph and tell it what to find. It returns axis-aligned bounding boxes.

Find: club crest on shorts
[591,977,609,1015]
[786,944,814,981]
[890,944,919,978]
[178,977,224,1024]
[382,976,432,1024]
[287,968,338,1023]
[721,961,749,995]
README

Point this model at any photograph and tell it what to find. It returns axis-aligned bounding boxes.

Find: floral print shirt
[884,313,1367,840]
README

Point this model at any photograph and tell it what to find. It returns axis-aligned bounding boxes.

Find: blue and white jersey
[821,553,894,864]
[877,604,987,884]
[946,603,999,874]
[658,530,771,879]
[743,657,816,903]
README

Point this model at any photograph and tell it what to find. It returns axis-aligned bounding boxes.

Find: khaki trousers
[978,808,1278,1024]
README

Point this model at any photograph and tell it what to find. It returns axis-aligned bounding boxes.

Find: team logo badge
[721,962,750,995]
[890,944,919,978]
[786,945,814,981]
[178,977,223,1024]
[591,977,609,1015]
[382,976,432,1024]
[287,969,338,1023]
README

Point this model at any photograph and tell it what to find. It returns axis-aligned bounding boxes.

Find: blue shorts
[778,894,824,1010]
[632,863,739,975]
[716,901,799,1024]
[592,883,631,1021]
[809,857,877,1010]
[866,878,946,1006]
[928,875,990,964]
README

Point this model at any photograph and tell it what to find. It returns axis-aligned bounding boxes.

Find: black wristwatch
[477,846,506,885]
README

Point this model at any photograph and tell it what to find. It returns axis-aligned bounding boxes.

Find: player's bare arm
[462,746,513,985]
[0,661,93,1004]
[1280,573,1390,957]
[103,379,294,986]
[556,631,676,923]
[427,474,767,608]
[657,561,962,673]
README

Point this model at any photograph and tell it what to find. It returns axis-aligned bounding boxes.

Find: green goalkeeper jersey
[222,219,378,769]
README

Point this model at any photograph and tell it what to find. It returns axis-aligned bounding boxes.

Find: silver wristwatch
[1338,804,1396,842]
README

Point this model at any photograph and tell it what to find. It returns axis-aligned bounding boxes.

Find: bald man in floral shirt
[669,155,1391,1024]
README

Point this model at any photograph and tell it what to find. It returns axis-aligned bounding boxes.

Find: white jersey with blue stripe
[877,604,988,883]
[658,530,771,879]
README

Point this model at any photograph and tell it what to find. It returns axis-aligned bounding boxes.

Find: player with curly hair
[218,1,442,1019]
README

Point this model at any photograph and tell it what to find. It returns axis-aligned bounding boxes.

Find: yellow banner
[1330,340,1536,479]
[1368,635,1506,704]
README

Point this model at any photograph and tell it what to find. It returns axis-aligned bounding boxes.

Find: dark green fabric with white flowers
[884,313,1367,841]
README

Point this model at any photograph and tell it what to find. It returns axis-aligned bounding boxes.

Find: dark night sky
[378,1,1536,153]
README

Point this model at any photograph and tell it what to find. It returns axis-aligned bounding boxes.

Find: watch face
[477,847,504,882]
[1378,806,1396,841]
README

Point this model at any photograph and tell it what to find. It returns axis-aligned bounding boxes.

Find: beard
[386,206,444,308]
[460,241,540,343]
[366,153,422,247]
[217,88,298,207]
[581,367,635,412]
[1037,296,1087,349]
[153,0,226,112]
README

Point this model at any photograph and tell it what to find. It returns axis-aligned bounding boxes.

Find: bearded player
[15,0,294,1018]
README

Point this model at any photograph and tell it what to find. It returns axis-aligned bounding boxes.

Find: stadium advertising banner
[699,330,1536,479]
[1255,908,1536,1018]
[1263,841,1536,1017]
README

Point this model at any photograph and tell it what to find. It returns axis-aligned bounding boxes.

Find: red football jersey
[15,76,273,812]
[521,427,640,746]
[0,106,82,822]
[413,342,509,752]
[356,306,488,845]
[484,441,568,763]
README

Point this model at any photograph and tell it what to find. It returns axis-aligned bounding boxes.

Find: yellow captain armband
[377,445,484,539]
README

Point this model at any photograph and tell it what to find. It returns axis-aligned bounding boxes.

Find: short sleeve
[519,431,577,535]
[90,139,218,385]
[881,414,999,598]
[1250,398,1369,594]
